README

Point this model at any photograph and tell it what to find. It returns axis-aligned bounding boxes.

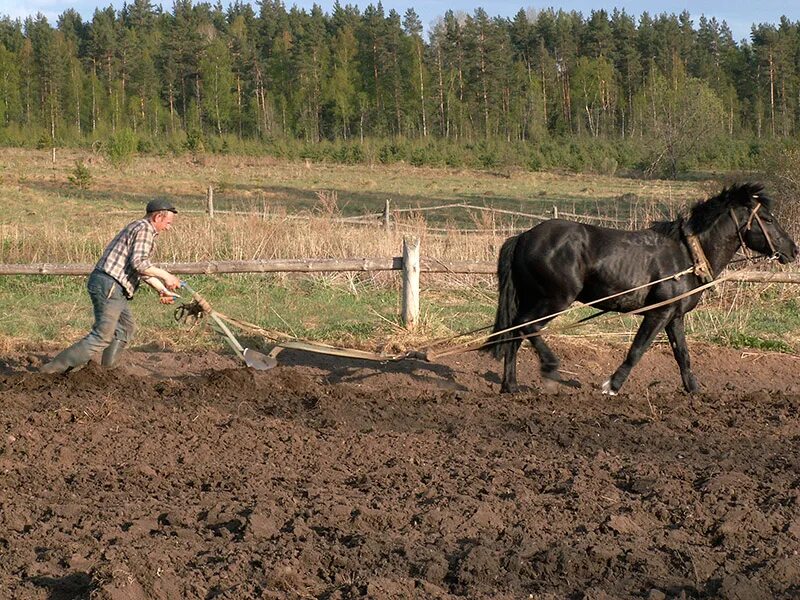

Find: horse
[483,183,797,395]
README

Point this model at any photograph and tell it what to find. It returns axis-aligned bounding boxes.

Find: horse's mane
[650,183,771,240]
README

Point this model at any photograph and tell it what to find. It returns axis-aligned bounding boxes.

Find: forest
[1,1,799,175]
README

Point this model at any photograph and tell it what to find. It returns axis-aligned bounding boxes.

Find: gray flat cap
[146,198,177,214]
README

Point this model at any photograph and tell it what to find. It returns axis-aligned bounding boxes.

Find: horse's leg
[526,326,581,389]
[501,305,548,394]
[603,312,672,395]
[507,300,580,392]
[501,336,523,394]
[529,328,559,379]
[665,315,699,393]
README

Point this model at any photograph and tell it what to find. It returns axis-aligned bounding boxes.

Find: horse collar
[681,228,714,283]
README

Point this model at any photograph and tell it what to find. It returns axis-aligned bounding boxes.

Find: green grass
[701,295,800,354]
[711,332,793,353]
[2,274,798,356]
[0,274,496,354]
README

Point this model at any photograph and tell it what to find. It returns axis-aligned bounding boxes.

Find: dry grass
[0,147,706,270]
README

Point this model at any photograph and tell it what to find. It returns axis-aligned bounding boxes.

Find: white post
[402,236,420,330]
[383,198,391,234]
[207,185,214,218]
[51,147,56,164]
[553,205,558,219]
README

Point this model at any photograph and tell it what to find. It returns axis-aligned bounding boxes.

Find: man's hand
[159,292,176,305]
[163,273,181,290]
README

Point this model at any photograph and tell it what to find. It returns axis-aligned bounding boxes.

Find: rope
[218,312,418,361]
[420,266,695,355]
[425,209,781,360]
[173,253,769,365]
[172,265,713,364]
[427,275,726,360]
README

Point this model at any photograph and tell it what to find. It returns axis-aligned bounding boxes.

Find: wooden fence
[1,237,799,329]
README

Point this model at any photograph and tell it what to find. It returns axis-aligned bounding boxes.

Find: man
[41,198,182,374]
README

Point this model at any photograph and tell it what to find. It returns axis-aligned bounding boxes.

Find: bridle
[685,199,780,283]
[729,200,780,261]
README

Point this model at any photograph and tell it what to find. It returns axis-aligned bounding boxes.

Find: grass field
[0,148,797,356]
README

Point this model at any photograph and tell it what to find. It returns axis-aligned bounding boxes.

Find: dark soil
[1,339,799,599]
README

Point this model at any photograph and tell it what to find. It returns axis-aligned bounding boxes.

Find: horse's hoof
[501,384,520,394]
[543,371,581,389]
[542,378,581,394]
[601,380,618,396]
[541,378,560,395]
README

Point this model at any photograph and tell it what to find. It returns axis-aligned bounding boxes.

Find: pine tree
[441,10,467,139]
[227,8,257,138]
[329,23,358,138]
[381,8,406,136]
[259,0,289,136]
[89,7,118,131]
[0,43,21,125]
[611,9,641,137]
[403,8,427,137]
[200,35,234,135]
[27,15,62,141]
[357,3,387,135]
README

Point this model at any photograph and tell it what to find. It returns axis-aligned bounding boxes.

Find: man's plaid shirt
[95,218,158,298]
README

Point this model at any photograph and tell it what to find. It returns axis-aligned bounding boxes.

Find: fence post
[401,236,420,329]
[51,147,56,164]
[383,198,391,234]
[207,185,214,218]
[553,205,558,219]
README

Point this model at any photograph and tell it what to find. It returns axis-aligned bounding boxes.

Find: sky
[0,0,797,44]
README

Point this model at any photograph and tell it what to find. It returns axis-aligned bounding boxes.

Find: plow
[174,281,430,370]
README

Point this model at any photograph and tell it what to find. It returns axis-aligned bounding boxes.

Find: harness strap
[729,208,750,260]
[752,208,778,256]
[683,232,714,283]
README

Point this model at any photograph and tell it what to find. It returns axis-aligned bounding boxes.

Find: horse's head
[731,184,797,264]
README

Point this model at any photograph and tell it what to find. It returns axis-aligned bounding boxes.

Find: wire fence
[108,198,632,235]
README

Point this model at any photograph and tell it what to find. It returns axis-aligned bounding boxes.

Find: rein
[429,274,724,359]
[418,267,695,355]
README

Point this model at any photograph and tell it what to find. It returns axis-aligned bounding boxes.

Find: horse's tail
[481,234,520,359]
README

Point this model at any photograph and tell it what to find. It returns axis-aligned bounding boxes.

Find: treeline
[0,1,799,175]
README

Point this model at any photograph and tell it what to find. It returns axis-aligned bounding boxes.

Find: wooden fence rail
[2,261,798,280]
[0,258,502,276]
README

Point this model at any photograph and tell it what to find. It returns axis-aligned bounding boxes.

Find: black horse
[484,183,797,394]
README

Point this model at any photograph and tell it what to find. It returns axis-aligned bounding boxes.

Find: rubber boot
[40,342,92,374]
[101,340,126,368]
